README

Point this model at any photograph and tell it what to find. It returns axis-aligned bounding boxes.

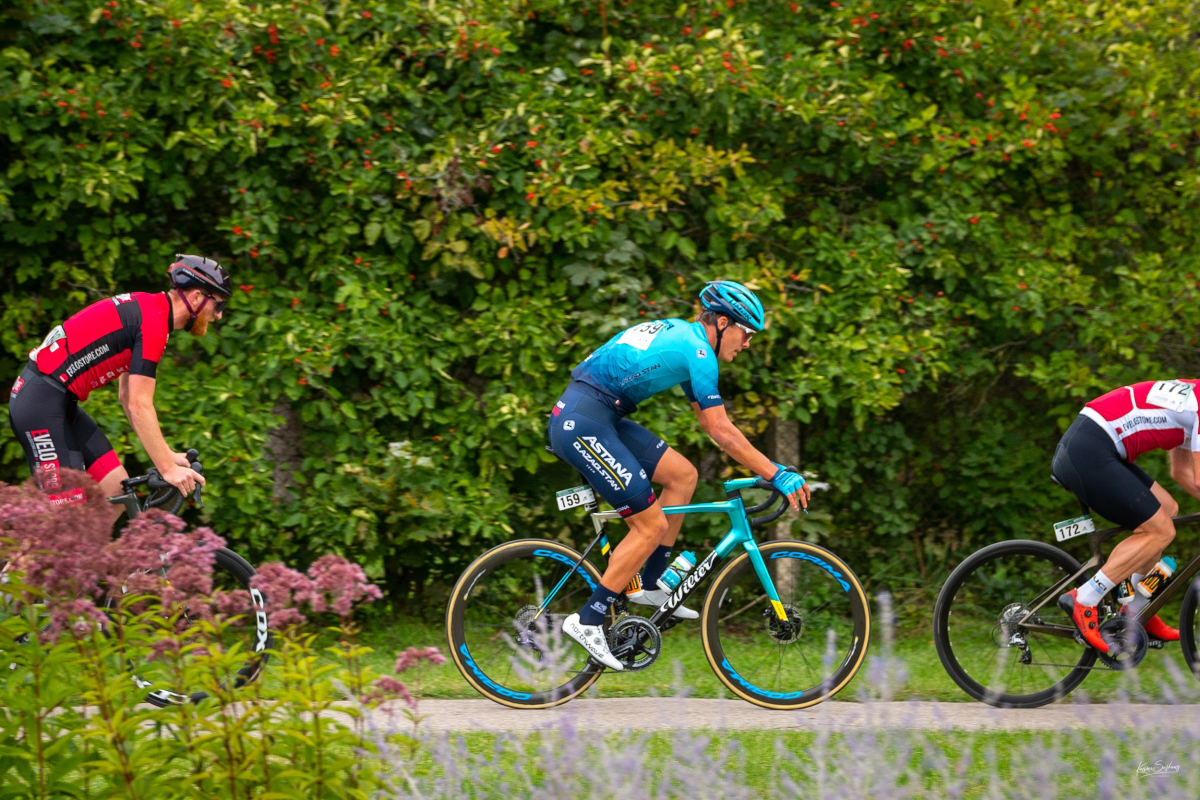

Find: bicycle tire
[446,539,606,709]
[1178,575,1200,681]
[137,547,273,707]
[934,539,1095,708]
[700,539,871,710]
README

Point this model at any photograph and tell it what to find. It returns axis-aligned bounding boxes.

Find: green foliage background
[2,0,1198,605]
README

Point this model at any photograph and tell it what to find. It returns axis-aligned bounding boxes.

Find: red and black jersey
[1082,379,1200,462]
[30,292,173,401]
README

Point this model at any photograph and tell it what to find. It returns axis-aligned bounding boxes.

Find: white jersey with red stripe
[1081,379,1200,462]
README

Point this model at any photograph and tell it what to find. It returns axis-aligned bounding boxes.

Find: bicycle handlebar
[136,448,204,515]
[745,468,798,528]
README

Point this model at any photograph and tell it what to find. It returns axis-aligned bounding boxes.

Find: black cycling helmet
[168,254,232,297]
[168,254,231,331]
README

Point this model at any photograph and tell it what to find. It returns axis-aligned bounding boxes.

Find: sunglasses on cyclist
[201,292,229,314]
[733,322,756,341]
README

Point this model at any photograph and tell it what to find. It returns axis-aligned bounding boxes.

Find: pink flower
[250,562,322,626]
[394,645,446,672]
[307,554,382,618]
[370,675,415,708]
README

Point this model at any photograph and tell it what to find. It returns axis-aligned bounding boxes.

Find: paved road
[363,698,1200,733]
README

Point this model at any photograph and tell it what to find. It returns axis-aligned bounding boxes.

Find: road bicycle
[2,449,272,707]
[446,465,871,710]
[933,480,1200,708]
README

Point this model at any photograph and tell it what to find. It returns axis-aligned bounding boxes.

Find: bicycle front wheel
[934,539,1095,708]
[701,540,870,710]
[446,539,606,709]
[136,548,273,707]
[1176,575,1200,681]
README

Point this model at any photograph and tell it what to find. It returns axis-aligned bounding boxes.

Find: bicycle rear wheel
[133,548,273,707]
[701,540,870,710]
[446,539,606,708]
[934,539,1095,707]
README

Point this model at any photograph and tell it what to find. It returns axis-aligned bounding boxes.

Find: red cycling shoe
[1123,608,1181,642]
[1057,588,1109,653]
[1144,615,1180,642]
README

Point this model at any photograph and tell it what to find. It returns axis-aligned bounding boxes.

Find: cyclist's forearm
[1169,449,1200,500]
[128,401,176,473]
[708,422,779,480]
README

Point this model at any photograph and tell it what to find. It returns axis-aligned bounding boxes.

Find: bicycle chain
[1023,660,1120,671]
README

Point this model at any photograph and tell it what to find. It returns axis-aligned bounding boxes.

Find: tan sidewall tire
[700,539,871,710]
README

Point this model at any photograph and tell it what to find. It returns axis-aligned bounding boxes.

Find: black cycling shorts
[1052,414,1159,529]
[8,363,120,492]
[547,382,669,517]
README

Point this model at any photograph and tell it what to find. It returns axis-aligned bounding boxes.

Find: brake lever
[189,456,204,509]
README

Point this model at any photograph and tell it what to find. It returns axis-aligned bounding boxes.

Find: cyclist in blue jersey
[549,281,809,670]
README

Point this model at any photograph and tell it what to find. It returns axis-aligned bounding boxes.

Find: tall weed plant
[0,472,443,798]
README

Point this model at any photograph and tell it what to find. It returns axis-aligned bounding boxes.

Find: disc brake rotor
[763,603,803,645]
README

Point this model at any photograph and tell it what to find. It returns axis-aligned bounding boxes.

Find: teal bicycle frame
[540,476,792,629]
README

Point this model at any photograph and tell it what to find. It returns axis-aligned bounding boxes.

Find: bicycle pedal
[1147,638,1167,650]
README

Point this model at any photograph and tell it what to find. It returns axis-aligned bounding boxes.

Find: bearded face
[185,290,223,336]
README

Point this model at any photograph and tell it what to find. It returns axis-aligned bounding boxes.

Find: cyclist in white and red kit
[1052,380,1199,651]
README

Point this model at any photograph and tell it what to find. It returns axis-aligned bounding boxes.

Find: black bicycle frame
[1017,511,1200,639]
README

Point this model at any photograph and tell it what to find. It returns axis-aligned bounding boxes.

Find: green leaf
[364,221,382,245]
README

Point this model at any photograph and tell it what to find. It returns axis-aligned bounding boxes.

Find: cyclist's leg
[614,419,700,544]
[8,368,87,505]
[649,448,698,546]
[599,502,670,597]
[1052,415,1171,582]
[8,369,123,517]
[549,400,662,635]
[607,419,701,615]
[73,408,127,522]
[613,417,698,548]
[1125,481,1179,576]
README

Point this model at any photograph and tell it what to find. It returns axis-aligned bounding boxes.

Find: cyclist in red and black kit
[7,255,231,518]
[1052,379,1200,651]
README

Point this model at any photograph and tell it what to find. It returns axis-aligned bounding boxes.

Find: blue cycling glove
[769,464,806,495]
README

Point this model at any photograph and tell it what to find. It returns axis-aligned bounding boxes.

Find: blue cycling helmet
[699,280,765,333]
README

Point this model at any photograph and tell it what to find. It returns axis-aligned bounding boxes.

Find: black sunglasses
[201,292,229,313]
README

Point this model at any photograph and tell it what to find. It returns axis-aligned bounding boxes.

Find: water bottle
[1136,557,1176,599]
[656,551,697,592]
[625,572,644,599]
[1116,578,1136,606]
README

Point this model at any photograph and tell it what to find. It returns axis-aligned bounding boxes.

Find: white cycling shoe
[628,588,699,620]
[562,613,624,671]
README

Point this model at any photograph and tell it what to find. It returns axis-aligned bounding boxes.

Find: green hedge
[2,0,1198,603]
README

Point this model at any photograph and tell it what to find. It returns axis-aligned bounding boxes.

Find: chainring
[1095,615,1148,671]
[607,616,662,672]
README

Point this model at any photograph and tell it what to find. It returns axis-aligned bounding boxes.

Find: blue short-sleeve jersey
[570,319,722,414]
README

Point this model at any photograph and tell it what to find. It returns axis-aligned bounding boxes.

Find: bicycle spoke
[711,553,861,700]
[938,542,1093,706]
[455,546,598,698]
